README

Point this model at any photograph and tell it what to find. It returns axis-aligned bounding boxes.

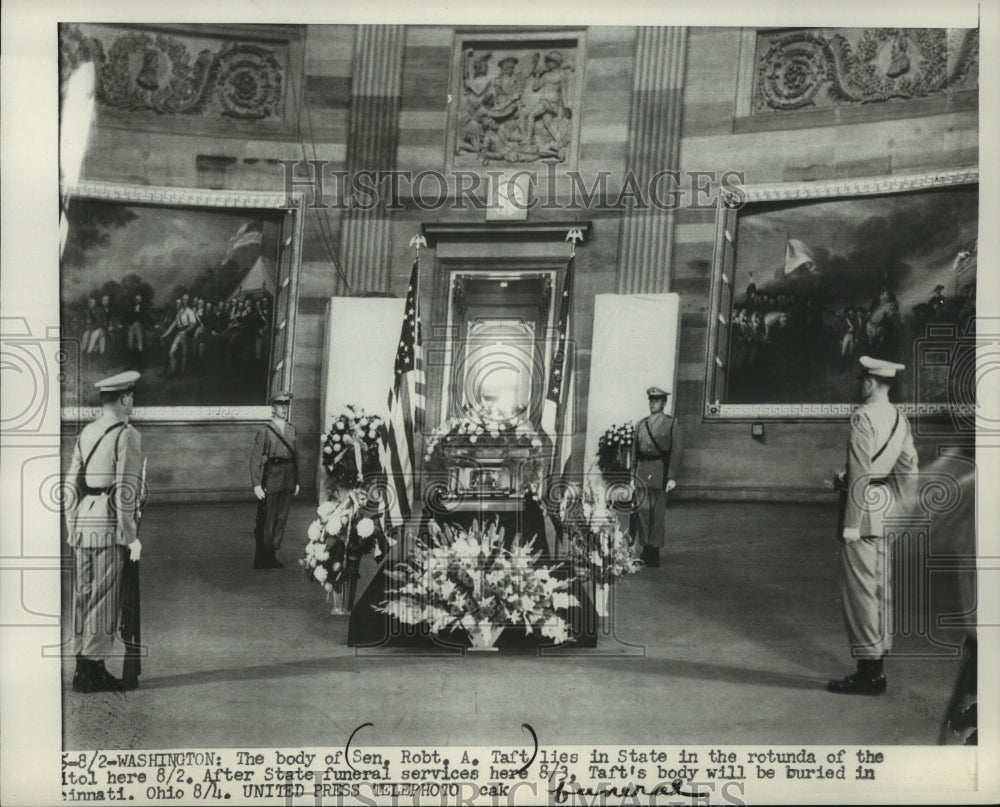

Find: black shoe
[645,547,661,568]
[84,660,122,693]
[270,550,284,569]
[826,672,887,696]
[252,546,267,569]
[72,655,87,692]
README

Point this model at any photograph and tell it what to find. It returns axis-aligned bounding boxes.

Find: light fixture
[499,281,509,288]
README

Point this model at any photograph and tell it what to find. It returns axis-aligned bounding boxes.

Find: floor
[62,500,969,750]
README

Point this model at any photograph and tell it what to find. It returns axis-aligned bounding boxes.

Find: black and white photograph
[1,2,998,806]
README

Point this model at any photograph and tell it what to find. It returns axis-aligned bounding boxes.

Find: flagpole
[409,235,426,439]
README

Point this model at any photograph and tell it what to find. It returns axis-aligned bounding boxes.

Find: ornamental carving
[59,24,285,121]
[453,42,579,166]
[754,28,978,113]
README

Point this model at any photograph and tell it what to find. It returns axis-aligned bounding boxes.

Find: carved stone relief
[453,43,579,167]
[754,28,978,113]
[60,24,286,121]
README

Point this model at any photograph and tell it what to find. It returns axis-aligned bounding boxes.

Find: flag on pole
[541,255,575,480]
[380,258,425,526]
[784,237,817,275]
[222,220,264,267]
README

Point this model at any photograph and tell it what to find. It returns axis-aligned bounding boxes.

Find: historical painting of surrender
[60,199,287,408]
[718,182,977,409]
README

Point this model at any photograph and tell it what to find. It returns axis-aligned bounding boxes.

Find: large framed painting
[60,182,305,421]
[704,169,978,420]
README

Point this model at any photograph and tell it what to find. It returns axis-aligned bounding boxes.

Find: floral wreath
[423,406,544,466]
[596,421,634,478]
[560,479,643,585]
[320,405,384,495]
[301,489,385,593]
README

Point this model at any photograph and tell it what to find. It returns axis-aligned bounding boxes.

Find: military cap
[859,355,905,378]
[933,284,945,292]
[646,386,670,399]
[94,370,140,392]
[271,390,293,404]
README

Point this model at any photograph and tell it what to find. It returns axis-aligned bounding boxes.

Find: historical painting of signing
[706,173,978,417]
[60,196,288,409]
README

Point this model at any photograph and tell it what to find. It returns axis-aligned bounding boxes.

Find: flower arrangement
[561,480,643,585]
[423,408,544,466]
[596,421,634,477]
[301,490,385,610]
[320,406,384,495]
[377,520,579,647]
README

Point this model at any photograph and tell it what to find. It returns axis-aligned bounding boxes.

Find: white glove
[128,539,142,562]
[253,485,265,501]
[294,484,301,497]
[665,479,677,493]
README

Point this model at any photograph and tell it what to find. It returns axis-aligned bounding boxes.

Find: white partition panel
[583,294,682,474]
[318,297,405,496]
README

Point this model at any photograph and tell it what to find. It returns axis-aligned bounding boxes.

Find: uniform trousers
[72,545,125,659]
[840,535,894,659]
[635,486,667,548]
[262,490,293,550]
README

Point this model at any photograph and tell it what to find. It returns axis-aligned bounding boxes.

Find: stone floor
[62,500,969,750]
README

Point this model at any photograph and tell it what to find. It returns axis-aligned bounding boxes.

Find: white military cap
[94,370,140,392]
[646,386,669,398]
[859,355,905,378]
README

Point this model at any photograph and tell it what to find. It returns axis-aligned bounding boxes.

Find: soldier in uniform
[828,356,919,696]
[249,391,300,568]
[64,371,144,693]
[630,386,684,568]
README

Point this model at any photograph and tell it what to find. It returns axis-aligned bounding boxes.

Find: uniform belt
[267,457,293,465]
[83,484,115,496]
[636,452,666,460]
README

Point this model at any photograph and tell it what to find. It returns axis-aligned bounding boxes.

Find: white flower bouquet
[301,490,384,597]
[377,519,579,647]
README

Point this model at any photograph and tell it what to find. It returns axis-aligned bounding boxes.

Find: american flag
[222,220,264,267]
[380,258,425,526]
[541,255,575,480]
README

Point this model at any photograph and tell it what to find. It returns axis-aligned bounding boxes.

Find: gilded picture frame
[704,169,979,421]
[60,181,306,423]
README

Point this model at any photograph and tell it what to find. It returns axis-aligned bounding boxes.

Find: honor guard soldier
[630,386,684,568]
[65,370,144,693]
[250,391,300,568]
[828,356,918,696]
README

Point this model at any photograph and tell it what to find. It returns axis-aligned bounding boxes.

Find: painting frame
[703,168,979,421]
[59,181,306,423]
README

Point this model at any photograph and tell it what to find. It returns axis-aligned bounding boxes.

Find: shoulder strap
[266,423,297,460]
[82,422,126,474]
[644,418,671,457]
[871,410,901,463]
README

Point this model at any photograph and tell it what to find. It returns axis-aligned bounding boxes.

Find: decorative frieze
[449,34,584,168]
[753,27,978,113]
[59,24,288,121]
